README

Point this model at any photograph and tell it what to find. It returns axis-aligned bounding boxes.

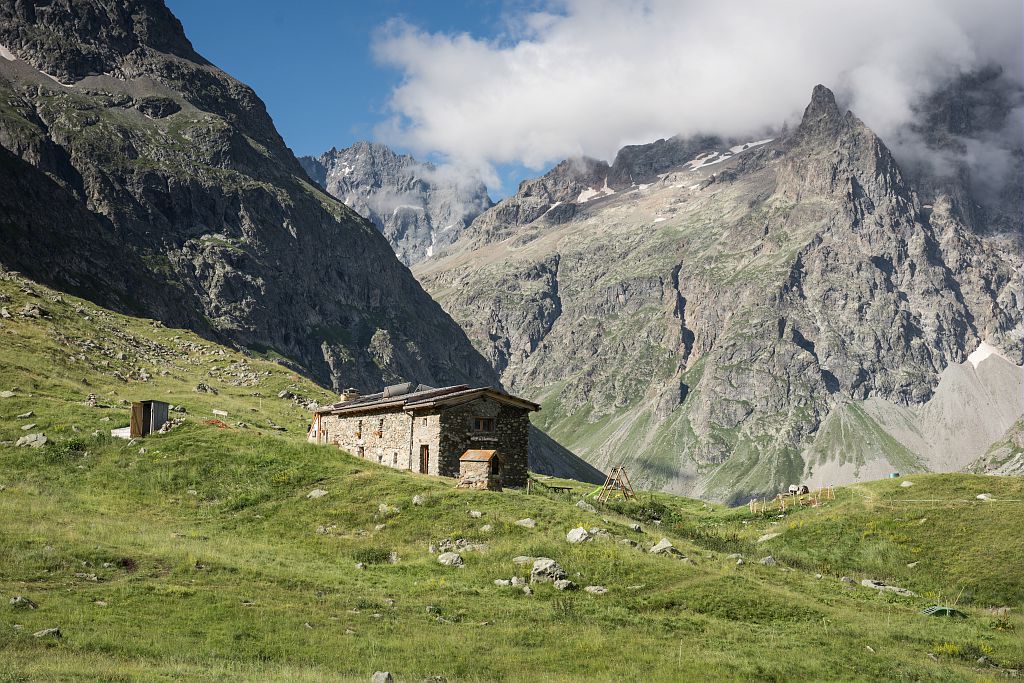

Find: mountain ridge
[415,83,1023,501]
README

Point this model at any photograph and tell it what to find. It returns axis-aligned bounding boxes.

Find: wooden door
[419,445,429,474]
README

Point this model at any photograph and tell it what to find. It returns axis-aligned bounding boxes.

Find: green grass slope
[1,272,1022,681]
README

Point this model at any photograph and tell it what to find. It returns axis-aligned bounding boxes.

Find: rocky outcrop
[416,84,1023,502]
[299,141,492,265]
[0,0,496,392]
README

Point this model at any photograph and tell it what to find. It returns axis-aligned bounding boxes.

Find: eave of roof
[314,385,539,415]
[405,387,540,412]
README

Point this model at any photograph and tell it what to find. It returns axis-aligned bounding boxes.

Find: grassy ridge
[1,273,1022,681]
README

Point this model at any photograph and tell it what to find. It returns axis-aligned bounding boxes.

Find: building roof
[315,384,540,416]
[460,449,499,462]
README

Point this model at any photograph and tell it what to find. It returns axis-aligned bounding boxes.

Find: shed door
[419,445,429,474]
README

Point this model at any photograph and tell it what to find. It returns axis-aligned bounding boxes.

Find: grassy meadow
[0,273,1022,681]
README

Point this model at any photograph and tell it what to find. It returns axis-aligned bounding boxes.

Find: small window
[471,417,495,433]
[392,451,398,465]
[422,417,427,427]
[356,419,363,438]
[357,446,364,458]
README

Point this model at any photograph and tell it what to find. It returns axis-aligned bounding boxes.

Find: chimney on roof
[339,387,361,402]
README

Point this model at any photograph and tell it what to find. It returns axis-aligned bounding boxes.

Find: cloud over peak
[372,0,1022,189]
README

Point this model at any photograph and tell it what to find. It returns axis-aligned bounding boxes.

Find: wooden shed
[130,400,169,438]
[457,449,502,491]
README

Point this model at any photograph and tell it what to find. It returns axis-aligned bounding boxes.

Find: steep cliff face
[416,85,1023,502]
[0,0,496,392]
[299,142,492,265]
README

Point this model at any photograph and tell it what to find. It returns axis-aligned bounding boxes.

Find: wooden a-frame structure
[596,466,636,503]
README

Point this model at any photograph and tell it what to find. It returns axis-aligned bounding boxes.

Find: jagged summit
[799,84,844,132]
[299,141,493,265]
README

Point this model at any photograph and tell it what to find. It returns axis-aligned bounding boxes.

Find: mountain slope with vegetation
[1,272,1022,682]
[0,0,495,392]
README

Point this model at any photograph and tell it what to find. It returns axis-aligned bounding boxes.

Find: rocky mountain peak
[0,0,205,80]
[299,141,492,265]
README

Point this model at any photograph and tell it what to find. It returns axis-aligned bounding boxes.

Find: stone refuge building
[308,383,539,487]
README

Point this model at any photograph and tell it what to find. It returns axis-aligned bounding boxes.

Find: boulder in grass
[15,432,46,448]
[437,552,464,567]
[371,673,393,683]
[530,557,567,584]
[515,518,536,528]
[566,527,592,544]
[33,627,61,638]
[554,579,578,591]
[306,488,329,499]
[649,538,682,556]
[9,596,37,610]
[584,585,608,595]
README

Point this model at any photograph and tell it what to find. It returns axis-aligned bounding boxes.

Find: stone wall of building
[319,408,441,472]
[439,398,530,486]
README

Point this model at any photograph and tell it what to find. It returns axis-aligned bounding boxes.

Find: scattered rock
[649,538,683,557]
[0,390,15,398]
[354,562,366,570]
[510,576,525,586]
[371,672,393,683]
[618,539,639,548]
[0,307,9,319]
[194,383,217,394]
[977,493,994,501]
[9,596,37,610]
[841,576,856,584]
[759,556,777,566]
[860,579,917,597]
[584,585,608,595]
[212,409,228,417]
[907,561,919,569]
[306,488,329,499]
[629,523,642,532]
[757,532,781,543]
[530,557,567,584]
[468,510,483,518]
[512,555,534,565]
[522,585,532,595]
[277,390,295,399]
[33,627,61,638]
[20,423,36,430]
[515,518,536,528]
[566,527,593,544]
[378,503,400,516]
[494,579,511,586]
[554,579,578,591]
[437,552,464,567]
[900,480,914,488]
[576,499,596,513]
[374,524,386,531]
[480,524,493,532]
[17,303,46,318]
[425,605,441,614]
[16,411,33,418]
[15,432,46,448]
[726,553,743,560]
[412,494,424,506]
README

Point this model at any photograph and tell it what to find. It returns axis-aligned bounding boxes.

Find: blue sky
[165,1,517,177]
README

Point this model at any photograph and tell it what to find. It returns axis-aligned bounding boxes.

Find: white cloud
[372,0,1022,189]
